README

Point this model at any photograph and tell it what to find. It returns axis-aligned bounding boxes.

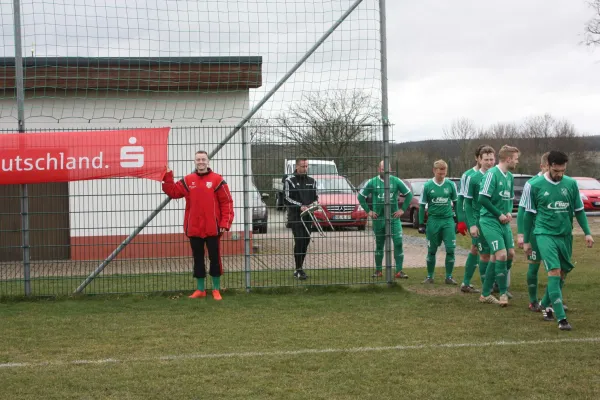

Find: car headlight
[581,193,588,201]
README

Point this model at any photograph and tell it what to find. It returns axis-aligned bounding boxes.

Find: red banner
[0,128,170,185]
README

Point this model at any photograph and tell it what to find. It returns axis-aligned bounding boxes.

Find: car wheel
[411,209,419,228]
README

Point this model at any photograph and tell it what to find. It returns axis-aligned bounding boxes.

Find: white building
[0,57,262,261]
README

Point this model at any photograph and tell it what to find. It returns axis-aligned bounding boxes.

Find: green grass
[1,234,600,399]
[0,268,390,298]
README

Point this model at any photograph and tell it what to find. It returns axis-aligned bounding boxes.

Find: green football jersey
[522,174,583,236]
[518,173,544,210]
[517,173,543,234]
[479,166,514,218]
[464,169,485,223]
[358,176,411,216]
[459,167,478,198]
[419,178,457,218]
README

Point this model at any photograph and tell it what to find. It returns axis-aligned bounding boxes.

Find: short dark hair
[195,150,208,157]
[475,144,491,158]
[547,151,569,166]
[296,158,308,165]
[478,146,495,157]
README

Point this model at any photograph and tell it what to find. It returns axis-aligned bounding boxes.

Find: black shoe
[542,307,554,322]
[558,319,572,331]
[528,301,542,312]
[293,270,308,280]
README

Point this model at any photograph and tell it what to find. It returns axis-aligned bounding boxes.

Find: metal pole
[379,0,392,284]
[74,0,366,293]
[13,0,31,296]
[242,127,252,292]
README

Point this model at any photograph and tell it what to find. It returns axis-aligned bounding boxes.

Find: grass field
[1,234,600,399]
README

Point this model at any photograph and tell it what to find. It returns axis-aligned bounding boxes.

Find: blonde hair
[498,145,520,161]
[433,160,447,169]
[541,152,549,165]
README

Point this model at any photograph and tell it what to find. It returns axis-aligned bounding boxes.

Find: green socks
[541,278,565,309]
[482,261,496,296]
[527,263,540,303]
[445,252,455,279]
[547,276,566,321]
[426,253,436,278]
[462,253,479,286]
[196,277,221,292]
[478,260,488,286]
[495,260,508,294]
[395,255,404,273]
[212,276,221,291]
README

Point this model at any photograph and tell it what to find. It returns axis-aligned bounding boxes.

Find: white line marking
[1,337,599,369]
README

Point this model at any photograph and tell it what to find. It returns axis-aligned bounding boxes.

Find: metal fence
[3,126,600,297]
[1,125,413,296]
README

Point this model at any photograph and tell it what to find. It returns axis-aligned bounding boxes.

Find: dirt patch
[404,284,463,297]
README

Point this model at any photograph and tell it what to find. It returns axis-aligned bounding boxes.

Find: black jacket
[284,173,318,221]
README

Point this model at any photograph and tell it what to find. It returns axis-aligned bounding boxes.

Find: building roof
[0,56,262,92]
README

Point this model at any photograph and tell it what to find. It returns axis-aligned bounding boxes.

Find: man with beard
[522,151,594,330]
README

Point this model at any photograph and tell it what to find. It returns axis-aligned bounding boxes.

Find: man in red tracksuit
[162,150,234,301]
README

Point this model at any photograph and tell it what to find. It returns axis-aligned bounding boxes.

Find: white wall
[0,91,251,237]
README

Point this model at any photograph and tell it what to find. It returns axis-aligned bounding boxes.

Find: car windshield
[316,178,354,194]
[513,176,532,187]
[409,181,426,196]
[576,179,600,190]
[308,164,337,175]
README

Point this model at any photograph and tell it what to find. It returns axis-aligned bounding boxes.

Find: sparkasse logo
[120,137,144,168]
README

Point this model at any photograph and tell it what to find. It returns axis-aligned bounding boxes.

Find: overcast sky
[0,0,598,142]
[387,0,600,141]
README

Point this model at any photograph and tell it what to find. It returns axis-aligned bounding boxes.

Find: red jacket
[162,169,234,238]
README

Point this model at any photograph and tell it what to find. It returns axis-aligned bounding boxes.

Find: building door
[0,183,70,262]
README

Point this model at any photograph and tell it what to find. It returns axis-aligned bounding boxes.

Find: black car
[252,189,269,234]
[512,174,534,211]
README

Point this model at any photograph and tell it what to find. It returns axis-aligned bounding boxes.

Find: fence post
[13,0,31,296]
[379,0,393,284]
[242,127,252,292]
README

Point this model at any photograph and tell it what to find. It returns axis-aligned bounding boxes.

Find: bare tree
[442,118,478,172]
[274,89,380,174]
[478,122,520,140]
[585,0,600,46]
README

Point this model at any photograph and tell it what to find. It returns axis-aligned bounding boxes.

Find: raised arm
[162,170,188,199]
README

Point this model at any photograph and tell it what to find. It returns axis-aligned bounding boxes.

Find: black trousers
[189,236,222,278]
[290,216,312,270]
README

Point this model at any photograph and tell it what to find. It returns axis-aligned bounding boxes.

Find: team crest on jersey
[561,188,568,196]
[499,182,503,186]
[206,182,212,188]
[443,188,450,194]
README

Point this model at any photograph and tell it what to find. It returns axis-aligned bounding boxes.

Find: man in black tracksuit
[284,158,318,280]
